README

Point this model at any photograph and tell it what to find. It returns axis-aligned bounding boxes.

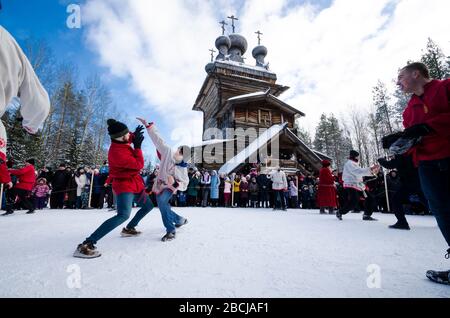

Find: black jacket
[51,170,70,190]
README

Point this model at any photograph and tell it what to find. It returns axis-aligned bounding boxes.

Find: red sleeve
[9,165,32,177]
[0,162,11,184]
[425,79,450,139]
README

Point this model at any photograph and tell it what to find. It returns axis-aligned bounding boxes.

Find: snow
[218,123,287,175]
[215,60,275,74]
[190,138,235,148]
[0,207,449,298]
[227,90,268,102]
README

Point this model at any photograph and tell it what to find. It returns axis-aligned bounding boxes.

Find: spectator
[32,178,50,210]
[50,163,70,209]
[249,177,259,208]
[210,170,220,207]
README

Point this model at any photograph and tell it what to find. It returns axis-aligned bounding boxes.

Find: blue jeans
[418,158,450,247]
[85,192,153,244]
[156,189,184,234]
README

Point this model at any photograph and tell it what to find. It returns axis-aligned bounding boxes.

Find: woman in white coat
[75,168,87,209]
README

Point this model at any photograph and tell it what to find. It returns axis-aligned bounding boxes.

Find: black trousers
[259,188,269,208]
[6,188,34,212]
[50,191,65,209]
[340,188,373,216]
[106,187,114,208]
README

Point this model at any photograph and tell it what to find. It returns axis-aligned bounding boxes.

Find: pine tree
[373,80,394,137]
[314,114,353,171]
[368,112,381,158]
[314,114,332,156]
[392,85,409,129]
[294,120,313,148]
[421,38,449,80]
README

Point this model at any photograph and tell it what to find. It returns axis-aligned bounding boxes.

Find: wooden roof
[215,90,305,119]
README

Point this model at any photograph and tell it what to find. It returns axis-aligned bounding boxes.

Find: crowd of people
[1,161,116,215]
[0,152,430,222]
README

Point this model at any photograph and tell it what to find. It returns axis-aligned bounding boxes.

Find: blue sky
[0,0,162,158]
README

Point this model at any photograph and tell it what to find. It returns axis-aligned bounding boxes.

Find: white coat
[0,26,50,160]
[342,159,373,191]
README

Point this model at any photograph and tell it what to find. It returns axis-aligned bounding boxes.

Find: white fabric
[0,26,50,157]
[270,170,287,190]
[147,124,189,193]
[75,174,87,196]
[342,160,373,191]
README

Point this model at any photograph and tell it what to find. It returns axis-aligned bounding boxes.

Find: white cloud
[83,0,450,142]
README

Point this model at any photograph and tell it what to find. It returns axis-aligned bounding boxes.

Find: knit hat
[26,158,36,165]
[107,119,129,139]
[322,160,331,167]
[349,150,359,158]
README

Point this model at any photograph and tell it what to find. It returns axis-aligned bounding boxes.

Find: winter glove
[381,132,404,149]
[133,131,144,149]
[402,123,433,139]
[377,158,388,168]
[133,125,145,137]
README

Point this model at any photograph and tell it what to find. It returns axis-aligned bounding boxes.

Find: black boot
[161,232,176,242]
[2,210,14,216]
[426,270,450,285]
[389,222,410,230]
[175,218,188,228]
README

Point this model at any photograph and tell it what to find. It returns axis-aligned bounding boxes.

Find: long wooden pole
[231,173,235,208]
[383,167,391,212]
[88,169,95,208]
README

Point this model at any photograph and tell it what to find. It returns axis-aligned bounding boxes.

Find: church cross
[209,48,216,62]
[227,15,239,33]
[219,20,228,35]
[255,30,263,45]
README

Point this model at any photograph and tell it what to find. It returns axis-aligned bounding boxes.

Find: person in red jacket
[397,62,450,285]
[3,158,36,215]
[317,160,337,214]
[74,119,154,259]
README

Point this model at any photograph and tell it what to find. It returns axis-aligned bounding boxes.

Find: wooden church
[191,19,329,176]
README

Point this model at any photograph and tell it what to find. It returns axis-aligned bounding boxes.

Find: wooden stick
[231,174,235,208]
[88,170,95,208]
[383,164,391,213]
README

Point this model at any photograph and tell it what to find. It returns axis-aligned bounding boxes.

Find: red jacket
[317,167,337,208]
[0,152,11,184]
[108,140,145,195]
[9,164,36,191]
[403,79,450,165]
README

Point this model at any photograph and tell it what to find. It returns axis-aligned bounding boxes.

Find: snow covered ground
[0,207,449,298]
